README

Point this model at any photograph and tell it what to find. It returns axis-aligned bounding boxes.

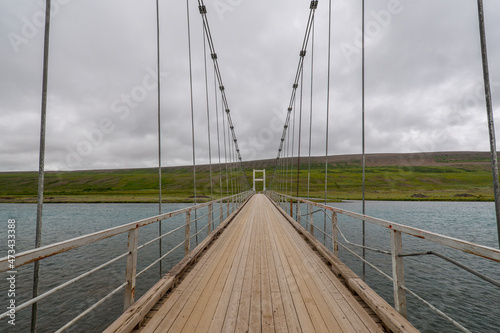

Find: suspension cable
[214,69,223,198]
[196,0,245,177]
[32,2,51,331]
[361,0,367,280]
[186,0,199,246]
[222,101,229,197]
[296,55,305,201]
[202,22,214,201]
[476,0,500,248]
[273,1,318,195]
[307,20,315,200]
[186,0,197,206]
[155,0,163,278]
[323,0,332,244]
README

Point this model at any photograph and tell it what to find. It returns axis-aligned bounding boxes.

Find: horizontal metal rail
[270,192,500,262]
[0,191,251,273]
[400,251,500,288]
[0,251,129,321]
[136,240,186,278]
[137,224,186,251]
[0,190,253,331]
[337,242,471,333]
[337,225,391,255]
[268,190,495,333]
[55,282,128,333]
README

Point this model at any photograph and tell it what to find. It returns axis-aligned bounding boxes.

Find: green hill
[0,151,496,203]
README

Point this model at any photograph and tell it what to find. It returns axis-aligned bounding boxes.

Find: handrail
[0,191,251,273]
[0,190,253,332]
[269,191,500,262]
[267,190,499,332]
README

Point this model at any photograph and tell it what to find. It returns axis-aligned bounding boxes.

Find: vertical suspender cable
[296,64,305,212]
[308,21,315,200]
[214,71,223,198]
[291,99,296,198]
[324,0,332,244]
[477,0,500,248]
[186,0,198,244]
[361,0,367,280]
[229,124,234,196]
[31,1,51,332]
[222,106,229,198]
[202,23,214,201]
[155,0,163,278]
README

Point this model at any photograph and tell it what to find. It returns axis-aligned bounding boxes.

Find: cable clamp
[198,5,207,14]
[293,83,298,89]
[310,1,318,9]
[220,85,225,91]
[288,107,292,111]
[300,50,306,57]
[225,108,230,113]
[211,53,217,60]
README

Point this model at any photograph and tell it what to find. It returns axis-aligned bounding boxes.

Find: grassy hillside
[0,152,496,203]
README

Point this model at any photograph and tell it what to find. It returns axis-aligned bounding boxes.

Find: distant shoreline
[0,151,497,204]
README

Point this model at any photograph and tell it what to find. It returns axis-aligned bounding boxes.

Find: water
[0,201,499,332]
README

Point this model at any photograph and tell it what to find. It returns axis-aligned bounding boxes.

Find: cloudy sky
[1,0,500,171]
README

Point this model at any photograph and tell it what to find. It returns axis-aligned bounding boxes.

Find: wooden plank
[267,195,419,333]
[269,203,383,333]
[124,227,139,311]
[219,207,257,332]
[233,207,257,332]
[262,217,289,333]
[138,202,249,333]
[391,230,408,318]
[262,205,303,333]
[267,203,340,333]
[143,207,247,332]
[194,209,253,332]
[185,206,253,332]
[248,208,262,333]
[168,208,248,332]
[266,209,317,332]
[259,214,275,333]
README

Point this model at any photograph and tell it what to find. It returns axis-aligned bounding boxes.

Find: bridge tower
[252,169,265,192]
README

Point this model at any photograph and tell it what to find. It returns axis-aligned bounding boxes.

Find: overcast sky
[1,0,500,171]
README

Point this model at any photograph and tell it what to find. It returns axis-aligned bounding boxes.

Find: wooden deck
[128,194,400,333]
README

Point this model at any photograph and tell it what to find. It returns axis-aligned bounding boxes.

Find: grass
[0,152,496,203]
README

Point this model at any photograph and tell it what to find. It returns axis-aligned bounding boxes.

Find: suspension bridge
[1,0,500,332]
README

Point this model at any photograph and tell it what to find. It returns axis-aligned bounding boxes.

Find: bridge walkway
[134,194,391,332]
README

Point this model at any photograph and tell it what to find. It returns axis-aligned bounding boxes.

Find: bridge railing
[0,191,253,332]
[266,190,500,333]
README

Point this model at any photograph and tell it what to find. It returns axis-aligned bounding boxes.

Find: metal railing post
[220,201,223,225]
[391,230,407,318]
[297,201,302,225]
[332,212,338,256]
[208,203,213,234]
[185,211,191,256]
[124,227,138,311]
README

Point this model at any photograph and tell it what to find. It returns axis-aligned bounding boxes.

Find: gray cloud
[1,0,500,171]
